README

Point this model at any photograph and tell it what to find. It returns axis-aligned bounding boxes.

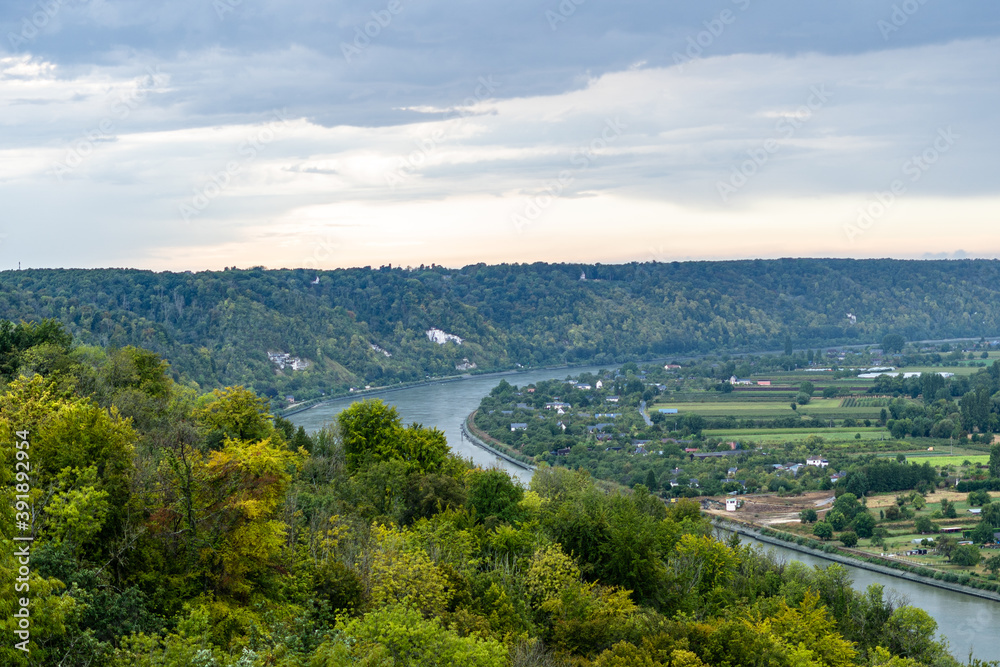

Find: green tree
[800,508,818,523]
[968,489,992,506]
[883,606,939,663]
[195,386,277,445]
[951,544,982,567]
[990,443,1000,479]
[467,468,524,525]
[833,493,862,520]
[939,498,957,519]
[840,531,858,547]
[984,554,1000,575]
[852,512,876,538]
[882,334,906,354]
[813,522,834,540]
[914,516,937,534]
[970,522,997,545]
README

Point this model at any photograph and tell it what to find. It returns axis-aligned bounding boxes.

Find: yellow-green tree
[197,435,305,598]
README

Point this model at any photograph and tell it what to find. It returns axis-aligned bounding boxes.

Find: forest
[4,259,1000,406]
[0,320,990,666]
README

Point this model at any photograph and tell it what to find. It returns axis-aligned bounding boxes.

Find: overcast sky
[2,0,998,270]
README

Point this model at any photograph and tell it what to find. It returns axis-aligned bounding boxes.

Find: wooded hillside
[3,259,1000,402]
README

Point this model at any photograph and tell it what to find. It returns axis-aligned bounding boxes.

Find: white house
[806,457,829,468]
[726,498,740,512]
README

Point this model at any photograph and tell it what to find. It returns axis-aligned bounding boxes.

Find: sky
[1,0,999,271]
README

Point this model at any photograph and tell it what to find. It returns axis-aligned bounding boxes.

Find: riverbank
[278,333,998,418]
[715,517,1000,603]
[462,410,536,472]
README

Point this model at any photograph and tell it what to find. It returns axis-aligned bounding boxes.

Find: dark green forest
[3,259,1000,404]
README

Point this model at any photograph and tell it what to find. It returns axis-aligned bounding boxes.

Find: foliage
[0,324,976,667]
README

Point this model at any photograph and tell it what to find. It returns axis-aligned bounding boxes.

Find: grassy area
[886,454,989,467]
[704,427,884,436]
[652,399,881,418]
[703,429,888,444]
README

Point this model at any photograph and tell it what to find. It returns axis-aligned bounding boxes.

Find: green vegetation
[2,321,979,667]
[4,259,1000,409]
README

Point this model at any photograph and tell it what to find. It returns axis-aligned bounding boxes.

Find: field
[653,398,882,419]
[702,428,888,444]
[882,454,989,467]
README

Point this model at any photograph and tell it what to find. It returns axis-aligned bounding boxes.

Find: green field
[883,454,990,467]
[706,430,888,444]
[653,398,881,419]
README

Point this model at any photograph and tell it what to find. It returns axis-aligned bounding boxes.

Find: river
[288,366,999,662]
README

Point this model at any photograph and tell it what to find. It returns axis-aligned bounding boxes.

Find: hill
[2,259,1000,402]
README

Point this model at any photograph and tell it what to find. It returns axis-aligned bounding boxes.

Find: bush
[840,531,858,547]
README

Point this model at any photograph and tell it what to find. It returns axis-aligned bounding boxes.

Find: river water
[288,366,1000,662]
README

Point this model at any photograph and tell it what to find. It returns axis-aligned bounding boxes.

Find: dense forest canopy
[2,259,1000,404]
[0,323,987,666]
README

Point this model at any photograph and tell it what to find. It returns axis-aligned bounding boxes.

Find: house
[726,498,740,512]
[606,396,620,403]
[556,447,572,455]
[757,380,771,386]
[501,410,513,415]
[727,467,738,477]
[729,376,753,385]
[510,423,528,431]
[968,508,982,515]
[688,478,700,488]
[516,402,534,410]
[596,380,604,389]
[806,457,829,468]
[545,401,571,410]
[830,472,846,483]
[575,383,592,390]
[664,364,682,370]
[659,408,679,414]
